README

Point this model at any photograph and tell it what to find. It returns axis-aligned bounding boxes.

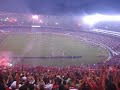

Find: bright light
[4,19,7,21]
[32,15,39,20]
[78,23,81,26]
[83,14,101,25]
[32,25,41,27]
[8,63,12,67]
[14,19,17,22]
[6,17,9,20]
[9,63,12,67]
[55,22,59,25]
[83,14,120,25]
[39,20,43,23]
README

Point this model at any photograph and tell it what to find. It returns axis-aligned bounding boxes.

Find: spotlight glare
[82,14,103,25]
[82,14,120,26]
[32,15,39,20]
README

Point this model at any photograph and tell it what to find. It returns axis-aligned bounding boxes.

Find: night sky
[0,0,120,15]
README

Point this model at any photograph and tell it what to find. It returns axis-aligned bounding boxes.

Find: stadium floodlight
[82,14,107,26]
[82,14,120,26]
[32,15,39,20]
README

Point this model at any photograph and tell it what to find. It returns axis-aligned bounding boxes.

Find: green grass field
[0,33,109,66]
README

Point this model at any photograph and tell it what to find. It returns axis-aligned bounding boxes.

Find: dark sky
[0,0,120,15]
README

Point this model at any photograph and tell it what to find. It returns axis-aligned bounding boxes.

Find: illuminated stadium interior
[0,0,120,90]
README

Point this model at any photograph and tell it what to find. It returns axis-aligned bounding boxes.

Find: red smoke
[0,57,9,66]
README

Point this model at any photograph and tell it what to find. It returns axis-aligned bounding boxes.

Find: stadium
[0,13,117,67]
[0,1,120,89]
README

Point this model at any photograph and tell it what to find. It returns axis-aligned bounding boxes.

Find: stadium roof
[0,0,120,15]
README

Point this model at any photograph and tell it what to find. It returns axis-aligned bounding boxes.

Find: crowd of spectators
[70,31,120,54]
[0,60,120,90]
[94,21,120,32]
[0,13,80,29]
[1,13,120,32]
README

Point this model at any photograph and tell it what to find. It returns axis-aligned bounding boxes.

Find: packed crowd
[1,13,120,32]
[94,21,120,32]
[0,59,120,90]
[0,13,80,29]
[70,31,120,54]
[106,55,120,66]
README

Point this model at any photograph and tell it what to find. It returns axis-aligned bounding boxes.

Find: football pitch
[0,33,109,66]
